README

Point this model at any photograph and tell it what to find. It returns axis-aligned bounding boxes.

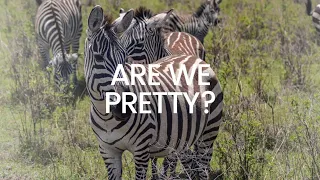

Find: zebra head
[195,0,222,26]
[85,5,134,110]
[119,7,173,63]
[50,53,78,89]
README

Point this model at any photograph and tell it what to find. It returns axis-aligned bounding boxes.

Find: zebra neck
[190,15,209,32]
[156,34,170,61]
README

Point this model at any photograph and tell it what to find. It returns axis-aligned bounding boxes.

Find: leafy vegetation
[1,0,320,179]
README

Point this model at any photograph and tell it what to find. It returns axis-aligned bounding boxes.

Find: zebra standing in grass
[306,0,320,34]
[85,5,223,180]
[116,6,222,178]
[163,0,222,44]
[117,8,206,179]
[35,0,82,89]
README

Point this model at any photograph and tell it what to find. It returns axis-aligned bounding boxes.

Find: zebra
[116,7,221,178]
[85,5,223,180]
[118,7,205,179]
[163,0,222,44]
[35,0,82,89]
[306,0,320,34]
[118,7,206,64]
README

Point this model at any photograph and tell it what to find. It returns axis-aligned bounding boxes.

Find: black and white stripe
[85,6,223,180]
[35,0,82,89]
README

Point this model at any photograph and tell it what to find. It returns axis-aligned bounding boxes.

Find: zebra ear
[88,5,104,32]
[162,9,174,24]
[204,1,211,10]
[113,8,128,26]
[147,9,174,29]
[113,9,134,34]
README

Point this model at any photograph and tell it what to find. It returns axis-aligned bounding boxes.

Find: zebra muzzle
[110,85,133,121]
[111,97,133,121]
[214,18,221,26]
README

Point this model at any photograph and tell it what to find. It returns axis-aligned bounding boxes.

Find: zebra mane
[194,1,208,17]
[134,6,153,20]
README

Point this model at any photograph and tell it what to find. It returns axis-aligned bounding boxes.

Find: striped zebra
[306,0,320,34]
[118,7,206,64]
[35,0,82,89]
[116,7,221,178]
[85,5,223,180]
[163,0,222,44]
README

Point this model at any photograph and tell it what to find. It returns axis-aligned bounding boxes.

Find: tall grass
[1,0,320,179]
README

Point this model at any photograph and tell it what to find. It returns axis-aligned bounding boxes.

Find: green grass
[0,105,41,179]
[1,0,320,179]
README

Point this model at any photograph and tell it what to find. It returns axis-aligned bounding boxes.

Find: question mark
[202,91,216,114]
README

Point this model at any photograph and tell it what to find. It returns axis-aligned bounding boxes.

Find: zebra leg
[70,28,82,88]
[38,42,52,83]
[71,61,78,88]
[151,158,159,180]
[161,155,178,178]
[134,149,150,180]
[38,42,50,68]
[178,149,197,179]
[70,33,81,89]
[192,139,215,179]
[193,96,223,179]
[99,145,123,180]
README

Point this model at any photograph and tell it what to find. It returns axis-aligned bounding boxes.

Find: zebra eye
[94,54,105,62]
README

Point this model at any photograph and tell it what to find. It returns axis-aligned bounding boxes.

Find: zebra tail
[306,0,313,16]
[59,60,72,79]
